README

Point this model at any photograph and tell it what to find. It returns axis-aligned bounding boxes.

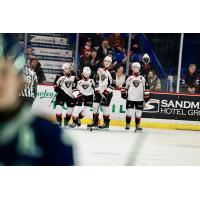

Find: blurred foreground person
[0,34,74,166]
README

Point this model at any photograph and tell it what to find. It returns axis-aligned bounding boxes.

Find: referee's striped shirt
[20,65,38,98]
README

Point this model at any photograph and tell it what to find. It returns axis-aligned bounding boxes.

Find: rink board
[32,85,200,131]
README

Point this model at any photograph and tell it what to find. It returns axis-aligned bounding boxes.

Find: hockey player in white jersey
[54,63,78,127]
[87,56,116,130]
[70,66,95,128]
[121,62,150,132]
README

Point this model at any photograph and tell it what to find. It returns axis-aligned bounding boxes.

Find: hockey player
[87,56,116,130]
[121,62,150,132]
[0,34,74,165]
[53,64,67,126]
[54,63,78,127]
[70,66,95,128]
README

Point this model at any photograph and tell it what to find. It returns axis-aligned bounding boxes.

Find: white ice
[64,126,200,166]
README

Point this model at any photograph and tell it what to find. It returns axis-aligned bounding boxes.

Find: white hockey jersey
[56,75,77,98]
[125,75,149,101]
[96,68,114,93]
[76,78,95,96]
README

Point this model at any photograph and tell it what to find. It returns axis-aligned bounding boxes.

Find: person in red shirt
[80,38,94,68]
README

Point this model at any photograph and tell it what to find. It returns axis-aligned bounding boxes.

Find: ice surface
[64,125,200,166]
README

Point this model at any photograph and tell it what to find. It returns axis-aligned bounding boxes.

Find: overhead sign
[32,47,72,58]
[29,35,68,45]
[28,33,74,83]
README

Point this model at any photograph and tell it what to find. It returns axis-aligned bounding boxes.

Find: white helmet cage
[82,66,91,78]
[103,56,112,68]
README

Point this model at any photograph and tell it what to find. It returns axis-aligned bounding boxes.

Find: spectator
[115,64,126,88]
[26,46,33,59]
[79,34,91,50]
[96,38,113,66]
[80,38,93,68]
[129,43,142,63]
[30,57,46,83]
[82,50,99,74]
[113,44,127,66]
[108,33,125,48]
[91,33,103,50]
[147,70,161,91]
[25,46,43,73]
[140,53,152,79]
[182,64,199,94]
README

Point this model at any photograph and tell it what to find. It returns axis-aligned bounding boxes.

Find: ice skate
[69,122,77,128]
[125,124,130,130]
[98,119,110,131]
[57,121,62,127]
[87,121,99,130]
[77,118,81,127]
[134,125,143,132]
[64,118,69,128]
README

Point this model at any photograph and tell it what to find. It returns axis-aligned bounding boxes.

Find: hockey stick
[48,93,57,107]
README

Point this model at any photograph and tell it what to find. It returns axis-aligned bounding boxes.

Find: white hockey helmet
[142,53,150,64]
[131,62,141,73]
[62,63,71,74]
[103,56,112,68]
[82,66,91,78]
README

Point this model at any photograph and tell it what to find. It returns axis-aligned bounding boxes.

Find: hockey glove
[121,89,127,100]
[54,85,62,93]
[95,90,102,102]
[77,92,83,99]
[102,90,109,96]
[101,90,109,100]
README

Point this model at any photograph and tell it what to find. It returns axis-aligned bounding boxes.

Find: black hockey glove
[102,90,109,97]
[75,92,83,104]
[121,89,127,100]
[95,90,102,102]
[54,85,62,93]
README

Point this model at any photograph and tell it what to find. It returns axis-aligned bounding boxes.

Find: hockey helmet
[131,62,141,73]
[82,66,91,78]
[103,56,112,68]
[62,63,71,74]
[142,53,150,64]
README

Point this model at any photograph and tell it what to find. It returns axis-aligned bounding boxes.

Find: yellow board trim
[44,116,200,131]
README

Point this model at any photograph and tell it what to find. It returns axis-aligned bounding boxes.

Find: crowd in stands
[78,33,162,92]
[23,33,200,95]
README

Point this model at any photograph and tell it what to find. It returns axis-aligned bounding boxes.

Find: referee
[20,57,38,105]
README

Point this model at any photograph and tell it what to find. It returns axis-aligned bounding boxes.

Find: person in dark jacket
[0,33,74,166]
[96,38,113,65]
[182,64,200,94]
